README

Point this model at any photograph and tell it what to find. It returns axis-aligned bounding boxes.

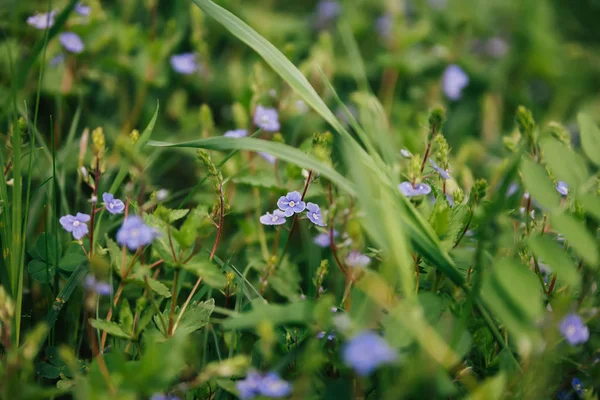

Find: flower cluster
[28,4,90,56]
[260,191,326,227]
[236,371,292,399]
[116,216,158,251]
[84,275,112,296]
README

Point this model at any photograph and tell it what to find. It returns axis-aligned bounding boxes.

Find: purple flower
[253,106,280,132]
[316,0,341,24]
[258,372,292,398]
[60,213,91,240]
[442,65,469,100]
[150,394,180,400]
[317,330,335,340]
[313,230,338,247]
[75,2,91,16]
[116,216,157,250]
[346,251,370,268]
[398,181,431,197]
[27,11,56,29]
[59,32,85,54]
[429,159,451,179]
[556,181,569,196]
[445,193,455,207]
[170,53,198,75]
[224,129,248,138]
[559,314,589,345]
[50,53,65,66]
[260,210,287,226]
[236,371,262,399]
[342,331,397,376]
[259,152,277,164]
[306,202,326,226]
[277,191,306,217]
[400,148,412,158]
[102,193,125,215]
[572,378,584,396]
[375,15,393,39]
[84,275,112,296]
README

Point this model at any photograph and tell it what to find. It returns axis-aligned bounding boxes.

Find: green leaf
[30,232,61,265]
[44,263,89,332]
[528,234,580,287]
[182,257,227,288]
[520,158,560,210]
[578,193,600,223]
[119,300,134,335]
[269,259,302,301]
[550,212,599,266]
[105,237,134,277]
[540,139,588,190]
[143,213,180,265]
[173,207,212,248]
[58,252,87,272]
[36,362,61,379]
[146,277,172,298]
[577,113,600,166]
[27,259,56,283]
[135,101,160,151]
[169,299,215,336]
[441,204,470,250]
[88,319,131,339]
[429,195,451,238]
[464,374,506,400]
[232,173,280,189]
[222,300,312,330]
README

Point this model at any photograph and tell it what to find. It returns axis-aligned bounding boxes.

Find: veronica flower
[342,331,397,376]
[116,216,157,250]
[277,191,306,217]
[445,193,455,207]
[102,193,125,214]
[400,148,412,158]
[315,0,341,29]
[253,106,280,132]
[149,394,180,400]
[84,275,112,296]
[317,330,336,340]
[442,65,469,100]
[259,210,287,226]
[559,314,589,345]
[75,2,91,16]
[306,202,326,226]
[429,159,451,179]
[257,373,292,398]
[170,53,198,75]
[224,129,248,138]
[556,181,569,196]
[27,11,56,29]
[398,182,431,197]
[236,371,262,399]
[59,32,85,54]
[375,14,393,40]
[346,251,370,268]
[259,152,277,164]
[572,378,584,396]
[60,213,91,240]
[313,230,338,247]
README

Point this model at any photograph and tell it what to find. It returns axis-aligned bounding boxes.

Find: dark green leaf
[58,252,87,272]
[32,233,61,264]
[27,259,55,283]
[119,300,134,335]
[36,362,61,379]
[182,258,227,288]
[89,319,131,339]
[222,300,312,330]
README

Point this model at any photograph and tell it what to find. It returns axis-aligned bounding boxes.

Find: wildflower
[258,373,292,398]
[253,106,280,132]
[486,37,508,58]
[224,129,248,138]
[236,371,262,399]
[150,394,180,400]
[170,53,198,75]
[277,191,306,217]
[572,378,584,396]
[559,314,589,345]
[27,10,56,29]
[306,202,326,226]
[316,0,341,25]
[556,181,569,196]
[346,251,370,268]
[313,230,338,247]
[259,152,276,164]
[60,213,91,240]
[259,210,287,226]
[91,195,98,204]
[342,331,397,376]
[398,181,432,197]
[429,159,451,179]
[50,53,65,66]
[445,193,455,207]
[102,193,125,215]
[116,216,157,250]
[400,148,412,158]
[375,14,393,39]
[75,2,91,16]
[317,330,335,340]
[59,32,85,54]
[156,189,169,202]
[84,275,112,296]
[442,65,469,100]
[507,182,519,197]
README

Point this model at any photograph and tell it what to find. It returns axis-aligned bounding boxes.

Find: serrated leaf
[182,256,227,288]
[119,300,134,335]
[520,158,560,210]
[169,299,215,336]
[550,212,598,266]
[27,259,56,283]
[105,237,134,277]
[577,113,600,166]
[528,234,579,287]
[541,139,588,190]
[173,207,212,248]
[429,195,451,238]
[222,299,312,330]
[143,213,180,265]
[441,204,470,250]
[89,319,131,339]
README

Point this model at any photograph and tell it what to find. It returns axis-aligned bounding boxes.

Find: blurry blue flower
[317,330,336,340]
[50,53,65,66]
[342,331,397,376]
[442,65,469,100]
[253,106,280,132]
[445,193,455,207]
[224,129,248,138]
[507,182,519,197]
[84,275,112,296]
[306,202,326,226]
[313,230,338,247]
[316,0,341,27]
[237,371,262,399]
[27,11,56,29]
[260,210,287,226]
[116,216,157,250]
[59,32,85,54]
[557,391,573,400]
[149,394,180,400]
[429,159,451,179]
[375,14,393,39]
[259,152,277,164]
[277,191,306,217]
[258,372,292,398]
[559,314,589,346]
[400,148,412,158]
[556,181,569,196]
[398,181,431,197]
[572,378,584,396]
[75,2,91,16]
[346,251,370,268]
[170,53,198,75]
[102,193,125,215]
[156,189,169,202]
[60,213,91,240]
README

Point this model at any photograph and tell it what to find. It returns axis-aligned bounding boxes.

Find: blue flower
[258,372,292,398]
[50,53,65,66]
[149,394,180,400]
[116,216,157,250]
[59,32,85,54]
[224,129,248,138]
[375,15,393,39]
[316,0,341,25]
[27,11,56,29]
[236,371,262,399]
[342,331,397,376]
[556,181,569,196]
[398,181,431,197]
[346,251,370,268]
[259,210,287,226]
[253,106,280,132]
[313,230,338,247]
[259,152,277,164]
[486,37,509,58]
[60,213,91,240]
[400,148,412,158]
[102,192,125,215]
[429,159,451,179]
[277,191,306,217]
[306,202,326,226]
[75,2,91,16]
[445,193,455,207]
[84,275,112,296]
[442,65,469,100]
[507,182,519,197]
[572,378,584,396]
[317,330,335,340]
[559,314,589,346]
[170,53,199,75]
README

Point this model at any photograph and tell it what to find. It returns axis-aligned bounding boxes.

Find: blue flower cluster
[28,3,90,56]
[260,191,326,227]
[236,371,292,399]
